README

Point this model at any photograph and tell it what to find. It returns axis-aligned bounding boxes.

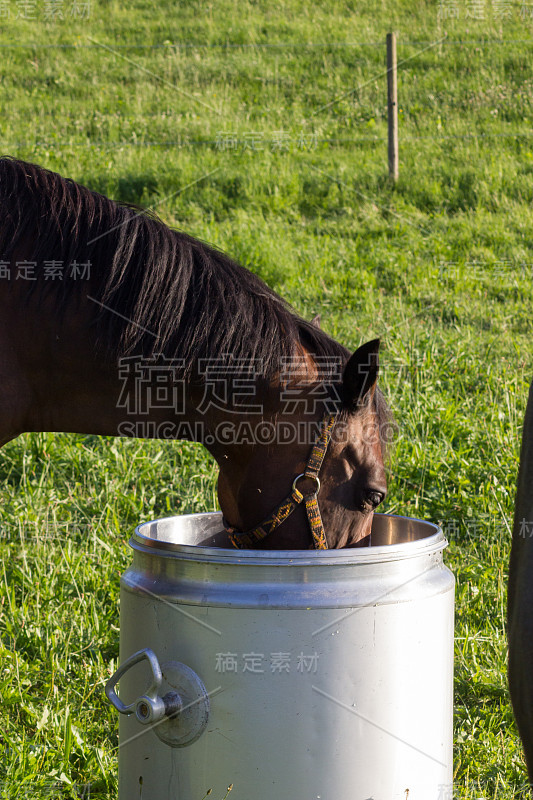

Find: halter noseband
[223,414,336,550]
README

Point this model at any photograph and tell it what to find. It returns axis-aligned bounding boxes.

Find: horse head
[214,339,389,550]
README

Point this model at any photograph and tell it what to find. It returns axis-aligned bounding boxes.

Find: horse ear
[310,314,321,329]
[342,339,380,407]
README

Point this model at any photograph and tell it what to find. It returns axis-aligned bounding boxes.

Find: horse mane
[0,156,350,379]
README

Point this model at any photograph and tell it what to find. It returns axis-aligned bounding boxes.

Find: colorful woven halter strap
[223,414,336,550]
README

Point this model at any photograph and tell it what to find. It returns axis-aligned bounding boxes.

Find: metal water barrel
[106,512,454,800]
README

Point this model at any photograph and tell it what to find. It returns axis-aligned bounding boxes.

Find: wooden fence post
[387,32,399,182]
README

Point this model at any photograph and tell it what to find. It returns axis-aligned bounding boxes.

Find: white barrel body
[114,512,454,800]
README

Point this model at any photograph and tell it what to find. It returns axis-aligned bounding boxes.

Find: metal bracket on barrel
[105,647,210,748]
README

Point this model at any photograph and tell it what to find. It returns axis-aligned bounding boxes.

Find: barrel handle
[105,648,166,723]
[105,648,210,747]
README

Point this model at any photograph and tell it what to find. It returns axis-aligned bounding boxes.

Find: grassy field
[0,0,532,797]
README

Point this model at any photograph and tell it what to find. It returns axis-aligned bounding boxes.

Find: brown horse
[0,156,391,550]
[509,382,533,781]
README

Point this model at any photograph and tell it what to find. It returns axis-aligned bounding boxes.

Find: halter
[223,414,336,550]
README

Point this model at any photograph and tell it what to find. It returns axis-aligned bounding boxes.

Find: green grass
[1,0,533,797]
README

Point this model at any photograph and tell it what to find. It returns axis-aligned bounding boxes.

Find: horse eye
[363,490,384,510]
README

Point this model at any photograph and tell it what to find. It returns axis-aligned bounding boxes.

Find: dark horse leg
[508,381,533,784]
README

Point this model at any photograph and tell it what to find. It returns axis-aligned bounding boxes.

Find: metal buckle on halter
[292,472,321,496]
[224,414,335,551]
